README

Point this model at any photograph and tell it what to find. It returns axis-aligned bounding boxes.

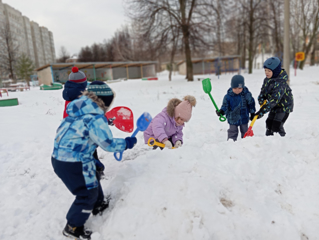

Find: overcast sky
[4,0,129,57]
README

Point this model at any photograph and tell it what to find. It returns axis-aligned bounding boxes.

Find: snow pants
[265,112,290,137]
[227,124,248,141]
[51,157,104,227]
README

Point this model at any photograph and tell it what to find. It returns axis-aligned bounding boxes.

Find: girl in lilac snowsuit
[144,95,196,149]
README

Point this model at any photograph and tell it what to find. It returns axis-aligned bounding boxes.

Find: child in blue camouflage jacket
[256,57,293,136]
[51,81,137,239]
[216,75,256,141]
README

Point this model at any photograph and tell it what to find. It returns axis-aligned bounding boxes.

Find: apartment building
[0,0,56,68]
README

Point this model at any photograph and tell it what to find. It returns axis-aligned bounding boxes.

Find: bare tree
[125,0,218,81]
[292,0,319,69]
[78,46,94,62]
[0,23,19,80]
[238,0,267,74]
[56,46,70,63]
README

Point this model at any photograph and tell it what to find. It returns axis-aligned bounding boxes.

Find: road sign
[295,52,305,61]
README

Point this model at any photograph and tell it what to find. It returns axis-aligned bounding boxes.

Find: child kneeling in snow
[144,95,196,149]
[51,81,137,240]
[216,75,256,141]
[256,57,293,136]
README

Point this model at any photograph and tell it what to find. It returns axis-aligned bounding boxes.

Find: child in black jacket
[256,57,294,136]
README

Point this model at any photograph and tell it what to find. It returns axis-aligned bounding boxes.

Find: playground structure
[177,56,240,76]
[40,82,63,90]
[36,61,158,85]
[0,98,19,107]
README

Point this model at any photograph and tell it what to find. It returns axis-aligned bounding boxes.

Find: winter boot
[92,198,110,216]
[63,223,92,240]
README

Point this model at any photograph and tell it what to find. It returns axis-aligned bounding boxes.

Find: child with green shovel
[216,75,256,141]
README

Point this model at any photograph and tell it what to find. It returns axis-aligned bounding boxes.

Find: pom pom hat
[68,66,87,83]
[174,95,196,122]
[263,57,282,78]
[88,81,114,107]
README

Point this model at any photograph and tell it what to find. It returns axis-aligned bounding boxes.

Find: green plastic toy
[202,78,226,122]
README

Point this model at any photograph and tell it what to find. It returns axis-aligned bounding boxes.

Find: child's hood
[265,69,288,82]
[63,80,87,101]
[66,95,104,117]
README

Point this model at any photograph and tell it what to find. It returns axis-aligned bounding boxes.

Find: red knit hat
[174,95,196,122]
[68,66,87,83]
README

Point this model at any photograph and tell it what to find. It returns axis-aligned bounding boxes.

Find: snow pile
[0,67,318,240]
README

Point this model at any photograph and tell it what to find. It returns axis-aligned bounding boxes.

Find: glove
[163,140,173,149]
[174,140,182,148]
[250,113,255,121]
[258,95,265,105]
[107,117,115,126]
[125,137,137,150]
[256,106,267,119]
[216,109,225,117]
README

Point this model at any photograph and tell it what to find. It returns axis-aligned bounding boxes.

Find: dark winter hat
[231,75,245,88]
[263,57,282,78]
[68,66,87,83]
[88,81,114,107]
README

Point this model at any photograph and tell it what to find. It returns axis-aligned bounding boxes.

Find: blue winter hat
[263,57,282,78]
[231,75,245,88]
[88,81,114,107]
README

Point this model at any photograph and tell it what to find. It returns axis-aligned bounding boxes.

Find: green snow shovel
[202,78,226,122]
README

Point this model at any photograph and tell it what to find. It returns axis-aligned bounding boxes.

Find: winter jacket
[258,69,294,114]
[220,86,256,126]
[52,94,126,190]
[144,105,184,145]
[62,81,87,118]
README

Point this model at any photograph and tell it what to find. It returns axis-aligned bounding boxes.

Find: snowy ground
[0,66,319,240]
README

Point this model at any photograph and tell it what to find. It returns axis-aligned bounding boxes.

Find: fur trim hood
[81,90,113,112]
[166,95,196,118]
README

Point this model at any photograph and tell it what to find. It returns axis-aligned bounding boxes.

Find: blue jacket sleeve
[88,115,126,152]
[246,92,256,113]
[220,95,229,115]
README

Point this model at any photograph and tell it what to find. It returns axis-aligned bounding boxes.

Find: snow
[1,66,319,240]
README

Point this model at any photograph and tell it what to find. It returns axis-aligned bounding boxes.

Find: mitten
[107,117,115,126]
[250,113,255,121]
[95,159,105,179]
[125,137,137,150]
[174,140,182,148]
[216,109,225,117]
[163,140,173,149]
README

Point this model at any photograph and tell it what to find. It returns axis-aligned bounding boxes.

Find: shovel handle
[249,100,268,128]
[147,138,175,149]
[208,93,226,122]
[114,151,123,161]
[219,115,226,122]
[114,128,140,161]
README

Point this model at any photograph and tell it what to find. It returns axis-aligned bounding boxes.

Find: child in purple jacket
[144,95,196,149]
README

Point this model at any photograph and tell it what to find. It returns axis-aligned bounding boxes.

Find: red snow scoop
[243,101,267,138]
[105,106,134,133]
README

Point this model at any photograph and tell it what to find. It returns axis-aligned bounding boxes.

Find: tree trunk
[183,28,193,81]
[168,41,177,81]
[242,30,246,69]
[248,0,254,74]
